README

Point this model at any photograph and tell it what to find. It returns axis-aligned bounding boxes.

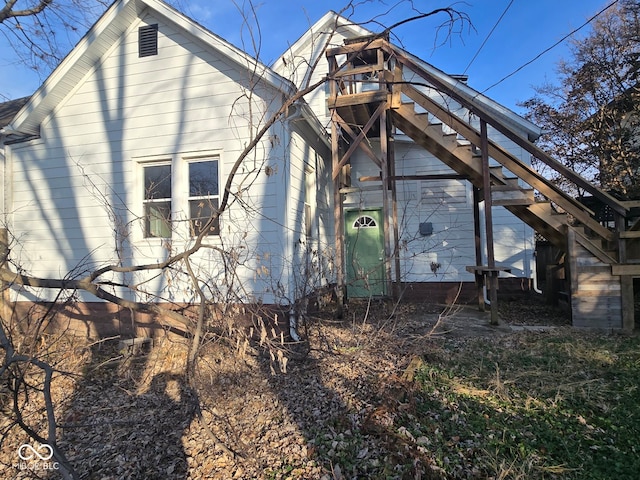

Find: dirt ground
[0,297,571,479]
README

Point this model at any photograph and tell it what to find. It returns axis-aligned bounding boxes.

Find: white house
[1,1,549,335]
[273,12,542,305]
[0,0,334,335]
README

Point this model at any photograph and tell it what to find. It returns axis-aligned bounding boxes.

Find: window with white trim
[143,163,171,238]
[188,158,220,236]
[420,179,468,206]
[139,153,221,240]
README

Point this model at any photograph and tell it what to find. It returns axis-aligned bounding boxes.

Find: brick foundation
[9,301,288,340]
[7,278,533,338]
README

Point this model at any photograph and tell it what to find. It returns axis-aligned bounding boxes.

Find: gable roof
[0,97,30,130]
[272,10,371,86]
[274,11,542,142]
[8,0,295,137]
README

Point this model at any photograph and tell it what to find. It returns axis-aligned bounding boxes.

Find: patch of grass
[407,330,640,479]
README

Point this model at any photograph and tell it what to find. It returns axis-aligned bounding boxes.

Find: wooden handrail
[379,40,630,217]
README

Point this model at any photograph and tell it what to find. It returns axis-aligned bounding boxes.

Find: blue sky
[0,0,614,115]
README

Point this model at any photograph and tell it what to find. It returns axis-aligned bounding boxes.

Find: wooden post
[330,109,345,308]
[389,121,401,298]
[621,275,635,333]
[480,120,499,325]
[472,186,485,311]
[615,213,627,264]
[328,54,346,309]
[380,106,392,296]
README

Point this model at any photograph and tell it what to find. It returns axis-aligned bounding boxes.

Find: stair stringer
[397,84,615,244]
[393,99,633,330]
[391,106,571,247]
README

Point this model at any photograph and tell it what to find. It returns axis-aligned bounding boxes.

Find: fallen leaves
[6,298,633,479]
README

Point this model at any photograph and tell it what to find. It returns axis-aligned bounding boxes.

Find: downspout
[530,223,543,294]
[531,253,543,294]
[0,134,5,225]
[483,222,543,303]
[479,202,491,306]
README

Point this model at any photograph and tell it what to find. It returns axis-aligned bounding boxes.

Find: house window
[143,163,171,238]
[353,215,377,228]
[189,159,220,236]
[139,24,158,57]
[304,167,315,237]
[421,179,468,205]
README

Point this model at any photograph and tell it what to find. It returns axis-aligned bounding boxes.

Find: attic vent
[138,24,158,57]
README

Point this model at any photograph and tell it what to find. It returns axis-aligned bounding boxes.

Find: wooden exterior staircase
[326,36,640,330]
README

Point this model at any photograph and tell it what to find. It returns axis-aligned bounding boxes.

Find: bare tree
[520,0,640,198]
[0,0,113,75]
[0,2,469,476]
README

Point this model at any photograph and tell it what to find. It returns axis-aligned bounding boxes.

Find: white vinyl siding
[7,13,289,304]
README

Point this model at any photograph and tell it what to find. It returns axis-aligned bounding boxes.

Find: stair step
[526,202,567,229]
[492,186,534,206]
[611,264,640,275]
[442,132,458,144]
[394,104,612,253]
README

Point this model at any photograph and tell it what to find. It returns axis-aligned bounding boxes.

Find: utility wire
[481,0,620,94]
[462,0,515,75]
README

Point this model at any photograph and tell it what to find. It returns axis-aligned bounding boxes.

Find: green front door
[345,209,386,298]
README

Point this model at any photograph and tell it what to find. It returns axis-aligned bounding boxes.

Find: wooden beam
[325,38,388,56]
[389,127,402,298]
[339,186,383,194]
[328,90,388,109]
[472,187,485,312]
[465,266,512,274]
[611,264,640,275]
[391,63,403,108]
[359,173,467,182]
[334,113,382,169]
[327,56,338,110]
[333,62,382,78]
[620,274,634,333]
[619,231,640,239]
[384,42,629,217]
[380,107,392,296]
[332,101,386,180]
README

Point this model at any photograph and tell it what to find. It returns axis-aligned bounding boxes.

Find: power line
[463,0,515,75]
[481,0,620,94]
